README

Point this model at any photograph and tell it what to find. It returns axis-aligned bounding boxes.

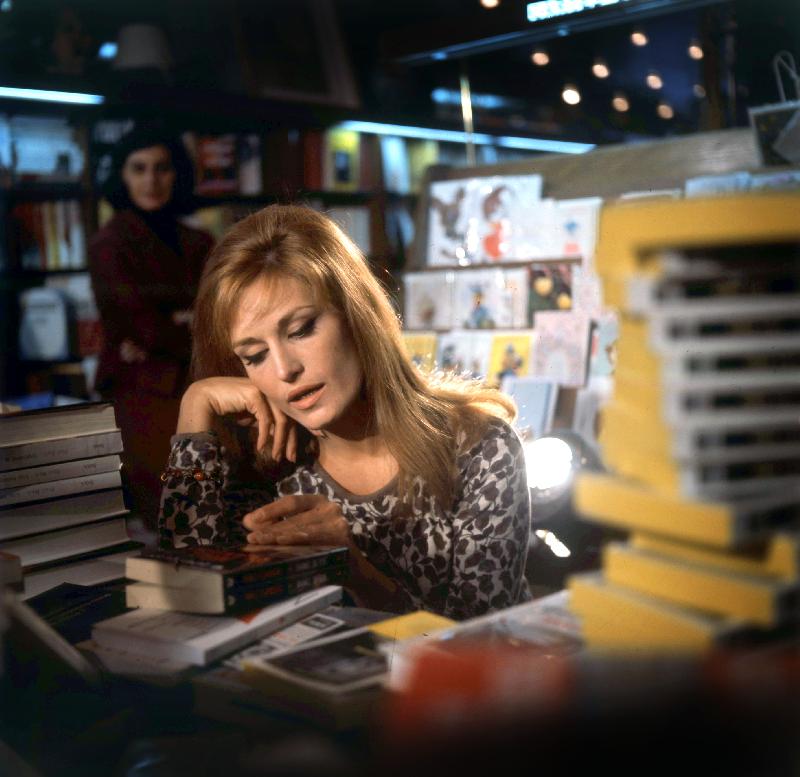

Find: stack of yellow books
[567,194,800,652]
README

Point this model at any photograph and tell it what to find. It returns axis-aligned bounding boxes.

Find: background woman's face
[121,144,176,212]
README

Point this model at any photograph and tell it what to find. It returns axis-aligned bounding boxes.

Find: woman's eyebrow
[231,305,317,349]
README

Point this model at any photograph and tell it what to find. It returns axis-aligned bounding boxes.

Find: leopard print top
[158,417,531,620]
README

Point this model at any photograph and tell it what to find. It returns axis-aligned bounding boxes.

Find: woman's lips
[288,384,324,410]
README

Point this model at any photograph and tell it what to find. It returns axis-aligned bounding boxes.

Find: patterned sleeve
[157,432,275,549]
[445,419,532,620]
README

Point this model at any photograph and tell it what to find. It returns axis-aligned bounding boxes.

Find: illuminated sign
[527,0,634,23]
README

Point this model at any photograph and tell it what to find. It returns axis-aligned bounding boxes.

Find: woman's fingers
[286,424,298,463]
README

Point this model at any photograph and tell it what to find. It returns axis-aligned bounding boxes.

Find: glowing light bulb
[592,59,610,79]
[657,102,674,119]
[562,84,581,105]
[693,83,706,98]
[646,71,663,90]
[531,48,549,66]
[631,28,648,46]
[480,0,500,7]
[612,92,629,112]
[688,40,703,60]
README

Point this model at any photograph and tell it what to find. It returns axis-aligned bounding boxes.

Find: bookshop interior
[1,0,800,774]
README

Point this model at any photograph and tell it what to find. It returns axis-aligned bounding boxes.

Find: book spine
[0,455,120,490]
[0,469,122,509]
[225,548,349,589]
[224,566,348,612]
[0,430,123,472]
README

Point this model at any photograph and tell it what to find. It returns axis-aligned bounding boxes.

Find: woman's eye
[242,350,268,366]
[289,318,317,339]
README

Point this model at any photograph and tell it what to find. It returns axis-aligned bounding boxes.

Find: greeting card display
[452,268,529,329]
[436,330,493,380]
[401,332,438,372]
[530,311,592,388]
[402,271,454,330]
[487,331,534,389]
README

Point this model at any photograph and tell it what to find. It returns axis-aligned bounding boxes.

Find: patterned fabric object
[158,418,531,619]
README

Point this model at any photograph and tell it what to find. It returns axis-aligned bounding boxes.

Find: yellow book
[574,471,798,549]
[630,532,800,583]
[401,332,438,372]
[323,128,360,192]
[602,541,800,627]
[486,332,532,388]
[568,572,753,652]
[595,194,800,289]
[599,435,682,494]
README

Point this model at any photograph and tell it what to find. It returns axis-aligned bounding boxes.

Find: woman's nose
[271,347,302,382]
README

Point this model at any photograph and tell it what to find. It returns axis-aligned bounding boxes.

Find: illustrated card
[453,267,529,329]
[403,271,454,330]
[487,331,534,388]
[531,311,592,388]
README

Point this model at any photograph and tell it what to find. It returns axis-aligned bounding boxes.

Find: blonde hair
[191,204,515,509]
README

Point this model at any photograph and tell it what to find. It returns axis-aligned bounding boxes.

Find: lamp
[524,429,606,590]
[113,23,172,73]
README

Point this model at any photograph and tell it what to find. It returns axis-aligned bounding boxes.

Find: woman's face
[121,144,175,212]
[230,275,364,435]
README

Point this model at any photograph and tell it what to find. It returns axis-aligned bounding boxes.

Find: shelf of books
[564,192,800,652]
[0,399,142,599]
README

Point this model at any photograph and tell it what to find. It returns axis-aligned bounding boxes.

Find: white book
[0,454,121,490]
[0,402,117,448]
[0,468,122,509]
[91,584,343,666]
[0,487,128,541]
[2,515,131,569]
[21,547,136,600]
[0,429,123,472]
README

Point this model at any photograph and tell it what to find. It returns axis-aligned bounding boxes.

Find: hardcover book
[125,544,349,594]
[125,565,349,615]
[0,453,121,490]
[0,429,123,473]
[0,401,117,448]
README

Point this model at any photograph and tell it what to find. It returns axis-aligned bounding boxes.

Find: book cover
[0,429,123,473]
[0,453,121,490]
[402,271,454,331]
[194,134,239,196]
[436,330,493,381]
[0,401,117,448]
[568,573,756,652]
[574,471,799,549]
[530,311,592,388]
[629,531,799,584]
[125,544,349,594]
[0,488,128,542]
[323,128,360,192]
[3,516,132,569]
[125,565,349,615]
[379,135,411,194]
[602,541,800,627]
[552,197,602,260]
[426,178,474,266]
[406,139,438,195]
[0,468,122,509]
[91,584,343,666]
[528,261,574,316]
[17,286,70,361]
[452,268,529,329]
[486,331,533,389]
[401,332,438,372]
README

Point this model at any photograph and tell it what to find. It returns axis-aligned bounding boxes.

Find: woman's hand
[177,377,298,461]
[242,494,350,547]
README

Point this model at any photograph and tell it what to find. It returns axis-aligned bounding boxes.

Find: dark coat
[88,209,214,522]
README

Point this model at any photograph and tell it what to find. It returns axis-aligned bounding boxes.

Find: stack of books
[0,400,140,599]
[122,544,350,615]
[566,194,800,652]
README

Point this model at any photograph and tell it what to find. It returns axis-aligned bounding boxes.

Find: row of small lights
[532,30,705,119]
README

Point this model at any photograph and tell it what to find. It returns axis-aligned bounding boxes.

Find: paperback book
[90,584,343,666]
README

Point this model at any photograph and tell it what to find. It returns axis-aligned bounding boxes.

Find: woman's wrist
[176,382,215,434]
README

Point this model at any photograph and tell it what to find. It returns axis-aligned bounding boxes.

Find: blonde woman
[158,205,530,619]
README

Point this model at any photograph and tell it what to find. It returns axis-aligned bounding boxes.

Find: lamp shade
[113,24,172,71]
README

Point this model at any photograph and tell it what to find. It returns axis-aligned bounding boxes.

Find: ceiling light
[612,92,629,112]
[531,48,550,66]
[0,86,104,105]
[646,71,663,90]
[693,83,706,98]
[631,28,648,46]
[335,120,595,154]
[480,0,500,7]
[561,84,581,105]
[592,59,610,79]
[98,42,118,60]
[657,102,674,119]
[688,40,703,60]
